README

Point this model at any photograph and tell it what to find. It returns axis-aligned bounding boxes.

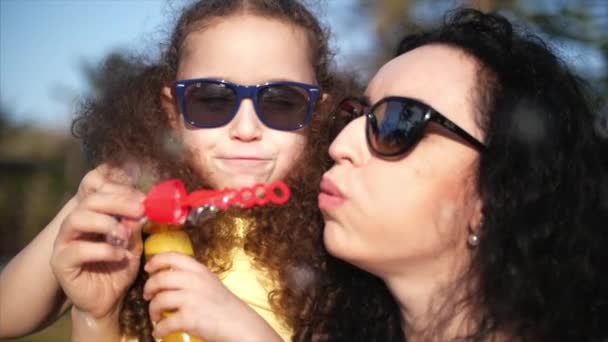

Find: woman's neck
[381,249,477,341]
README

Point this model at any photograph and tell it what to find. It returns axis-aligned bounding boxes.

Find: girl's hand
[50,167,146,319]
[70,305,123,342]
[144,252,283,342]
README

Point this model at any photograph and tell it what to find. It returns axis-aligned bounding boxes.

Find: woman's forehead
[178,15,316,84]
[367,45,479,110]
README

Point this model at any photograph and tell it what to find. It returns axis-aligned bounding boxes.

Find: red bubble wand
[143,179,291,225]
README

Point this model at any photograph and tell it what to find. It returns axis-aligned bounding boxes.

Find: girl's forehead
[177,15,316,84]
[180,14,310,53]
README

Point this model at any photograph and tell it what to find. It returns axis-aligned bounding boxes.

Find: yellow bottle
[144,223,203,342]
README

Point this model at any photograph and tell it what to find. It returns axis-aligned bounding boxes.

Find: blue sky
[0,0,373,132]
[0,0,171,130]
[1,1,604,132]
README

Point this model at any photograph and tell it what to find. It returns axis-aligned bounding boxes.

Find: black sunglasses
[174,78,321,131]
[331,96,486,157]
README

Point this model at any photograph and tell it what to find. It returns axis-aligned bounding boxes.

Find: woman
[317,8,608,341]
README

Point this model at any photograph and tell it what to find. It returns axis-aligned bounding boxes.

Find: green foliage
[0,50,141,341]
[1,314,71,342]
[0,126,86,259]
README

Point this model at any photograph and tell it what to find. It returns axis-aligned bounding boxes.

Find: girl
[1,0,366,340]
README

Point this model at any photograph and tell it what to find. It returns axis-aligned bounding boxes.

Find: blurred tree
[0,106,7,134]
[79,50,145,100]
[349,0,607,104]
[0,50,141,342]
[510,1,608,104]
[0,121,86,260]
[0,50,144,262]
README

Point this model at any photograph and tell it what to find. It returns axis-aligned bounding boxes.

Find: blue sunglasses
[174,78,321,131]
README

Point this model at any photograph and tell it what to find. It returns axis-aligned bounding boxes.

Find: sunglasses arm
[430,111,486,152]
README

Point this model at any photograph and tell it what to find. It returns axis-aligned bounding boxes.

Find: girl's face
[320,45,484,279]
[163,15,317,189]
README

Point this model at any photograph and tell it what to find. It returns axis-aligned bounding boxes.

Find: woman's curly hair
[303,8,608,342]
[71,0,366,340]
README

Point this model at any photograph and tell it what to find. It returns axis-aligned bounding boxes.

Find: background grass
[1,315,70,342]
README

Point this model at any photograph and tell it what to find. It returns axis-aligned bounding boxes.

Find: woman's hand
[144,252,283,342]
[50,167,146,319]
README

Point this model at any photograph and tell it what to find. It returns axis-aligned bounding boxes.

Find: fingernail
[106,229,126,248]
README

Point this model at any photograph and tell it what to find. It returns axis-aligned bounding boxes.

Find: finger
[144,252,203,274]
[78,164,115,198]
[96,182,138,196]
[153,310,200,341]
[143,270,193,301]
[78,163,139,199]
[95,182,146,206]
[58,240,130,268]
[60,209,125,243]
[80,191,145,220]
[148,290,182,322]
[102,163,136,185]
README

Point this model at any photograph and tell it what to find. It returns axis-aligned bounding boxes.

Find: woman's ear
[464,195,484,248]
[161,85,180,129]
[469,196,484,234]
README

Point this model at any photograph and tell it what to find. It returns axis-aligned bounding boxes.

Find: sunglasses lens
[368,99,426,156]
[258,84,311,130]
[184,81,237,127]
[329,99,365,141]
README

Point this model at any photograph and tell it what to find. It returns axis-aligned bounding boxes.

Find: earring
[467,233,480,247]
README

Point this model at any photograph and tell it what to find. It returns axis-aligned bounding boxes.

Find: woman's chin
[323,220,353,259]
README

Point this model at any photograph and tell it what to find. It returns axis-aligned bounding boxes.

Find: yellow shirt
[125,217,291,341]
[220,217,291,341]
[220,243,291,341]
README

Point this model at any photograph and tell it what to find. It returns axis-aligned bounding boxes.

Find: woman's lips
[318,177,346,209]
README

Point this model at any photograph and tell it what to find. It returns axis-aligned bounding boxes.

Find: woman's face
[162,15,317,189]
[321,45,484,277]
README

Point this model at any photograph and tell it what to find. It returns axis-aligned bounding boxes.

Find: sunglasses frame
[334,96,486,157]
[174,78,321,131]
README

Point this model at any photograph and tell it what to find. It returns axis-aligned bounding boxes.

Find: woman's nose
[328,116,368,166]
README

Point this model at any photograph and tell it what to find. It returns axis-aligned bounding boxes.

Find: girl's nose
[228,99,263,141]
